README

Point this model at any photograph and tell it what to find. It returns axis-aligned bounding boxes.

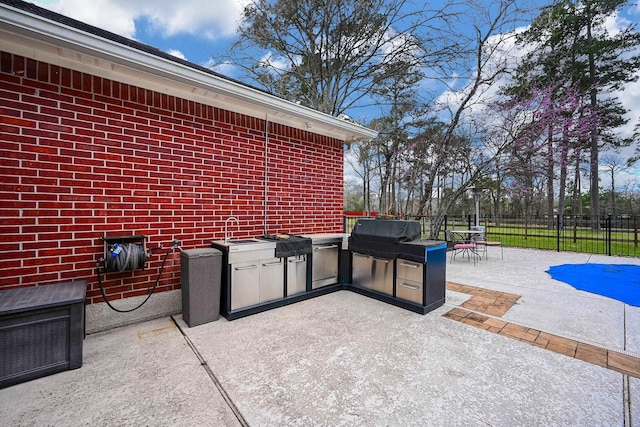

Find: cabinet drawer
[231,261,260,310]
[260,258,284,302]
[396,259,423,283]
[396,279,423,304]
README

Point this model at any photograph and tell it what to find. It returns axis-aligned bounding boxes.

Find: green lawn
[485,224,639,257]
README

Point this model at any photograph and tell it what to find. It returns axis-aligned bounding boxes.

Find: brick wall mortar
[0,51,344,303]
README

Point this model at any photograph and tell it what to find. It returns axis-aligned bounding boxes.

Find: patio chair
[470,226,503,260]
[445,230,477,265]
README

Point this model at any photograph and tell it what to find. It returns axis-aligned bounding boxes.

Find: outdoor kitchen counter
[211,234,344,321]
[207,233,446,320]
[398,239,448,262]
[300,233,348,244]
[400,239,447,247]
[346,220,447,315]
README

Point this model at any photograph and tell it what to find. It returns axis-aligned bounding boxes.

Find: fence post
[556,214,560,252]
[467,214,471,230]
[607,215,612,256]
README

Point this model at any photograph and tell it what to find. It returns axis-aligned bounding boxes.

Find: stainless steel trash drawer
[396,279,423,304]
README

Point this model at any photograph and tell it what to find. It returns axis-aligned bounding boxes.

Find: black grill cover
[348,219,421,258]
[261,234,312,258]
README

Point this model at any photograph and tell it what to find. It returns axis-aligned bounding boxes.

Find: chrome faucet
[225,216,240,243]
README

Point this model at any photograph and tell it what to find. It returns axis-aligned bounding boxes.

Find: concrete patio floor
[1,247,638,426]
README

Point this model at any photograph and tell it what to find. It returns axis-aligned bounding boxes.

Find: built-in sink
[211,238,277,254]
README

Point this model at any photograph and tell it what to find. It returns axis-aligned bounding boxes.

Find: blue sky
[29,0,640,186]
[30,0,640,122]
[33,0,248,71]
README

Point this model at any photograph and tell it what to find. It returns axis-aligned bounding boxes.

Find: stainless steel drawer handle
[398,282,420,291]
[399,262,419,268]
[373,258,389,263]
[353,253,370,258]
[288,259,306,264]
[235,265,258,271]
[314,245,338,251]
[262,261,283,267]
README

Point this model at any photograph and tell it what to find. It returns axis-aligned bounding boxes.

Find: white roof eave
[0,3,378,142]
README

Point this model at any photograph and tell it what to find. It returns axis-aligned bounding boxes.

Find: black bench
[0,280,86,389]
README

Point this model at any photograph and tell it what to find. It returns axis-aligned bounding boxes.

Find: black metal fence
[344,214,640,257]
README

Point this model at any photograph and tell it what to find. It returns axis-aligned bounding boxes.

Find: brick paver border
[444,282,640,379]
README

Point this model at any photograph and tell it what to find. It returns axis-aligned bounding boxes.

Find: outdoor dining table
[449,229,483,243]
[447,230,483,264]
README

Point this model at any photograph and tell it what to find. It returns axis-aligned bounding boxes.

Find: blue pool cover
[546,264,640,307]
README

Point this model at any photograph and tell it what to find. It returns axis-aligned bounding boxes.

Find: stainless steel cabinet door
[371,257,393,295]
[351,252,372,288]
[231,261,260,310]
[259,258,284,303]
[311,244,339,288]
[287,256,307,296]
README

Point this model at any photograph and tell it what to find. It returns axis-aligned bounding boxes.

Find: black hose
[96,246,173,313]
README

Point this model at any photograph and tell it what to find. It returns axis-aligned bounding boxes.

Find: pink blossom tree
[496,79,602,228]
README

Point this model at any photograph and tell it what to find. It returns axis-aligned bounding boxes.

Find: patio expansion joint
[170,316,249,427]
[444,282,640,379]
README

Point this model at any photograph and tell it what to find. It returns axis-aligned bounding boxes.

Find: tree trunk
[586,1,600,229]
[390,161,397,215]
[365,167,370,215]
[558,146,568,228]
[577,158,583,216]
[610,168,616,216]
[557,122,570,228]
[546,123,555,229]
[495,159,502,226]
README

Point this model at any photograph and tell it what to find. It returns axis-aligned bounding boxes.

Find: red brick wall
[0,52,344,304]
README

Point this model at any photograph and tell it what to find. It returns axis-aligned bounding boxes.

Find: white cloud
[140,0,250,39]
[202,58,238,75]
[614,73,640,139]
[433,27,526,121]
[604,12,640,141]
[33,0,251,40]
[37,0,137,37]
[166,49,187,60]
[258,51,293,73]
